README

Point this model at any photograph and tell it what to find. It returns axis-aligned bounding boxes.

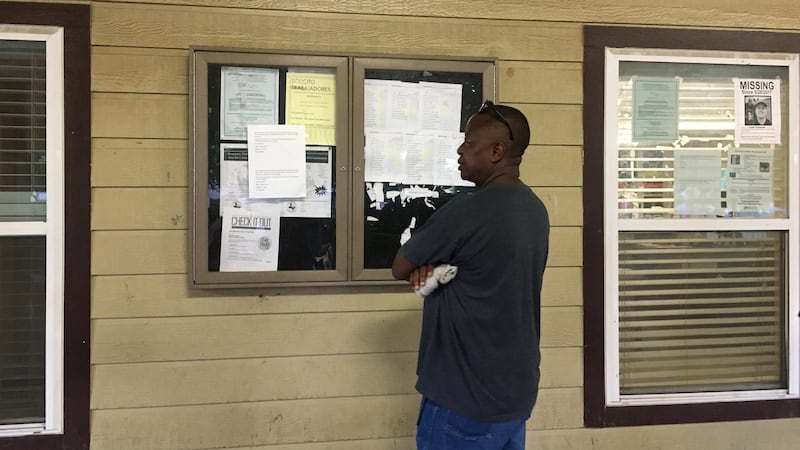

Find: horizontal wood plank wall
[75,0,800,449]
[98,0,800,30]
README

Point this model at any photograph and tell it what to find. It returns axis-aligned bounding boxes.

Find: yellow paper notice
[286,72,336,146]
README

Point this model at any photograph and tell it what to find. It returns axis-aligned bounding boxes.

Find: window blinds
[618,231,785,394]
[0,39,46,222]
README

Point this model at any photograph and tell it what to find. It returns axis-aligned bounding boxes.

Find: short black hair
[492,103,530,156]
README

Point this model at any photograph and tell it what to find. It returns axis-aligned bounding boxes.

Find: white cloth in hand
[415,264,458,297]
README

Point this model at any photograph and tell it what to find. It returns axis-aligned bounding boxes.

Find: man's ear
[490,140,506,163]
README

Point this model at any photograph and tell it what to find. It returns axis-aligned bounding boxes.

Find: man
[753,101,772,125]
[746,100,772,126]
[392,100,550,450]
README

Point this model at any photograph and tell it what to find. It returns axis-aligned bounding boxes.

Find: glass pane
[0,40,47,222]
[617,62,789,219]
[206,65,337,272]
[0,236,45,425]
[618,230,786,395]
[361,68,481,269]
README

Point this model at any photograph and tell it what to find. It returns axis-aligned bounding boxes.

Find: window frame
[605,50,799,405]
[0,2,89,449]
[583,25,800,427]
[0,23,65,436]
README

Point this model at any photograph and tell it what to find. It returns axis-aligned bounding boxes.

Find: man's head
[475,100,531,157]
[456,100,531,187]
[754,101,769,121]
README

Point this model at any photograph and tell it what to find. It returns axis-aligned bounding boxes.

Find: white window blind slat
[0,40,46,223]
[618,230,785,394]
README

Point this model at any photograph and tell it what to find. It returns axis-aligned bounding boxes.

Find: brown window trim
[583,25,800,427]
[0,2,90,449]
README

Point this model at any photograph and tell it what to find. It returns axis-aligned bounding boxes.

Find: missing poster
[734,78,781,144]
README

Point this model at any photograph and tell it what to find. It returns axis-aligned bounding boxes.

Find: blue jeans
[416,398,528,450]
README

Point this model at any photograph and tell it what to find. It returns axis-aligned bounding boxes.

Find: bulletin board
[190,49,495,288]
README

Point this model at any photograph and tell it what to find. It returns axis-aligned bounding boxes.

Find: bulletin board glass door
[351,57,495,281]
[191,50,350,287]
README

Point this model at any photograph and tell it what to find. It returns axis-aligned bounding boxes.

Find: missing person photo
[744,96,772,126]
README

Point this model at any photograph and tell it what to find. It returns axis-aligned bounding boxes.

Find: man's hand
[392,249,434,291]
[408,264,434,291]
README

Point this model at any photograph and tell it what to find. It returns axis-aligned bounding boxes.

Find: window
[0,32,55,433]
[584,26,800,426]
[0,3,89,449]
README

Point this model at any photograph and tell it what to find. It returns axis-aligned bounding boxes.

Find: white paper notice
[734,78,781,144]
[435,132,473,187]
[727,148,774,215]
[364,79,393,129]
[631,77,679,142]
[220,204,280,272]
[281,146,333,218]
[247,124,306,199]
[219,143,249,215]
[365,129,405,182]
[403,132,436,185]
[363,78,469,188]
[673,149,721,217]
[388,81,421,130]
[420,81,463,132]
[220,66,279,140]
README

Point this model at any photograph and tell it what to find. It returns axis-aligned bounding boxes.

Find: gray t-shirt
[401,182,550,422]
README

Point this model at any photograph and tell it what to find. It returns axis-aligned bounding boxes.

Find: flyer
[286,71,336,146]
[220,66,279,140]
[219,143,249,215]
[631,77,679,142]
[281,146,333,218]
[727,148,774,215]
[247,124,306,199]
[733,78,781,144]
[219,204,281,272]
[673,149,721,217]
[221,143,332,218]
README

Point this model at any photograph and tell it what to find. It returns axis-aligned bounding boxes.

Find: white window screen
[605,50,799,405]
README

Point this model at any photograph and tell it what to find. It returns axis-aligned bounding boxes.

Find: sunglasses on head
[478,100,514,141]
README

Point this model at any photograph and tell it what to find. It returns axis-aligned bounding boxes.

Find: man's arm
[392,249,433,290]
[391,249,415,280]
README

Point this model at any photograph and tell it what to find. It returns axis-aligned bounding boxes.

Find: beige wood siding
[4,0,789,448]
[93,0,800,30]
